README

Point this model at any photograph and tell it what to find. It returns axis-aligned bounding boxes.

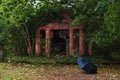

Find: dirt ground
[0,63,120,80]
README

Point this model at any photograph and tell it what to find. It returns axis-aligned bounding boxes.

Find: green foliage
[90,0,120,59]
[93,0,120,47]
[71,0,102,42]
[29,4,64,27]
[0,0,120,60]
[5,55,77,65]
[0,0,37,55]
[71,14,87,27]
[0,0,71,55]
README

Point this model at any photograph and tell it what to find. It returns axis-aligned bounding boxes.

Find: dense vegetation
[0,1,120,80]
[0,0,120,62]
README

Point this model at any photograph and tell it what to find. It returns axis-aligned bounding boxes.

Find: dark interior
[51,30,67,54]
[40,30,68,54]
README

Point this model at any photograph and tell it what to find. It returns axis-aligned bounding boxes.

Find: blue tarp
[77,57,92,69]
[77,57,97,74]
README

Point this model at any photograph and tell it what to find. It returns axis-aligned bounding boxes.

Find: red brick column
[69,29,74,55]
[45,29,51,57]
[79,28,85,55]
[35,29,41,55]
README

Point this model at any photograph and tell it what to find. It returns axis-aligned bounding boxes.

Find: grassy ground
[0,62,120,80]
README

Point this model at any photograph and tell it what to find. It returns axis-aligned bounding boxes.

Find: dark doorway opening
[51,30,68,55]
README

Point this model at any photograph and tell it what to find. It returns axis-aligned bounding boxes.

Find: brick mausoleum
[35,13,88,57]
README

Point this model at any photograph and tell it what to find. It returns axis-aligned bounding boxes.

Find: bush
[4,54,78,65]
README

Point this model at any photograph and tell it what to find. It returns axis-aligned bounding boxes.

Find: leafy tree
[91,0,120,59]
[0,0,68,55]
[92,0,120,47]
[0,0,37,55]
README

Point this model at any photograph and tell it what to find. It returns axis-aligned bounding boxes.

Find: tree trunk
[88,42,93,55]
[79,28,85,55]
[23,23,33,55]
